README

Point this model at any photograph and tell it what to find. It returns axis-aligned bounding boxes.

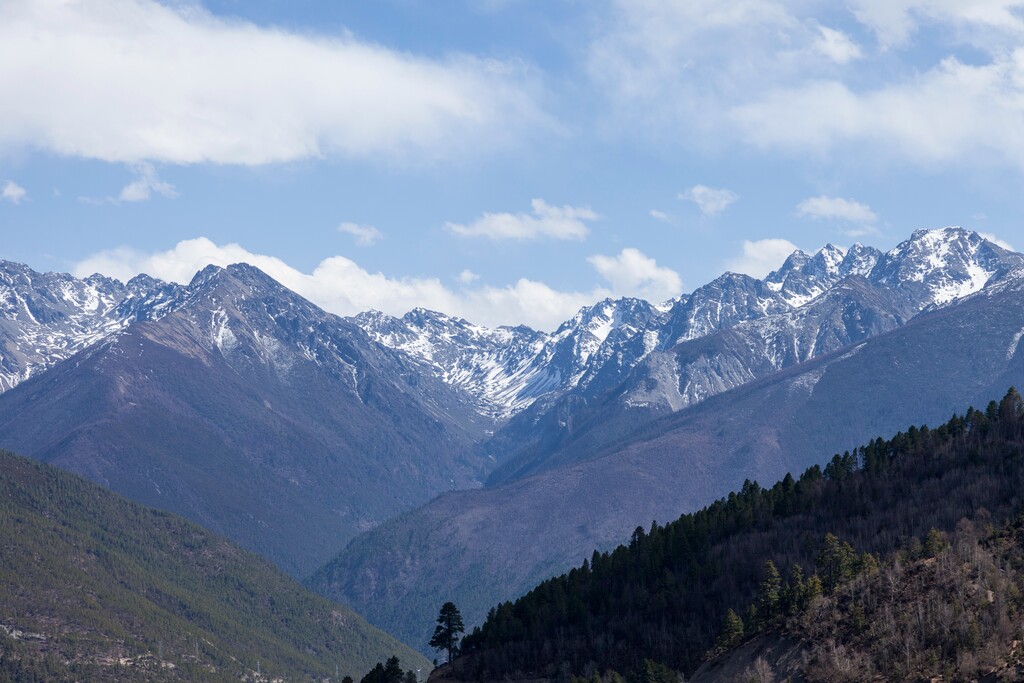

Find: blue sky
[3,0,1024,329]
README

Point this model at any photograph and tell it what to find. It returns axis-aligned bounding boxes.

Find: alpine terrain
[2,226,1023,658]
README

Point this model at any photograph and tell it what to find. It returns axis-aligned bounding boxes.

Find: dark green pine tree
[360,656,405,683]
[757,560,782,624]
[714,609,745,653]
[430,602,466,664]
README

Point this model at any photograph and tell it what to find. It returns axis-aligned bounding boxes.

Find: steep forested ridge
[451,390,1024,681]
[0,449,429,682]
[689,514,1024,681]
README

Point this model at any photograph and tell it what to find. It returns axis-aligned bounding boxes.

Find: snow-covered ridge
[353,227,1024,420]
[1,228,1020,422]
[0,262,184,391]
[353,299,667,419]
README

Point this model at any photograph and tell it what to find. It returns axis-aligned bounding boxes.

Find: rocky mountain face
[354,296,664,420]
[354,231,1017,441]
[313,268,1024,652]
[0,263,487,577]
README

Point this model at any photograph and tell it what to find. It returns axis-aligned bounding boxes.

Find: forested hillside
[691,515,1024,681]
[449,390,1024,681]
[0,449,428,682]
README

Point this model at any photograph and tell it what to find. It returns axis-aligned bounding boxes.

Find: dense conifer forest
[0,449,428,682]
[452,389,1024,681]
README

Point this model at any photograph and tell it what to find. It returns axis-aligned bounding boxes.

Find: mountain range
[2,226,1022,653]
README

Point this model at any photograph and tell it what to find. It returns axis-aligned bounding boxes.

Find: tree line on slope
[450,389,1024,680]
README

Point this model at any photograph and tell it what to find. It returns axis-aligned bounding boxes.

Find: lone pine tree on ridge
[430,602,465,665]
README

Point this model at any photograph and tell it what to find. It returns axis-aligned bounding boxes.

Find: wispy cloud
[338,222,383,247]
[797,195,878,237]
[726,238,801,278]
[797,195,876,222]
[446,199,598,240]
[679,185,739,216]
[1,180,27,205]
[585,0,1024,171]
[118,163,177,202]
[457,269,481,284]
[649,209,674,223]
[732,53,1024,169]
[847,0,1024,48]
[0,0,544,166]
[813,26,862,64]
[980,232,1015,251]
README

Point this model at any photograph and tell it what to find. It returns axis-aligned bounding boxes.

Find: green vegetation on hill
[0,449,429,682]
[453,390,1024,681]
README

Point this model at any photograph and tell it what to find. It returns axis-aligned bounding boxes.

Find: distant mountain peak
[187,262,281,293]
[873,226,1023,306]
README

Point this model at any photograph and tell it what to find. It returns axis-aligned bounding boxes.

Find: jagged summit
[872,226,1022,306]
[0,261,165,390]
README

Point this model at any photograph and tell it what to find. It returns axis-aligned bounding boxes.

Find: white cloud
[813,26,862,64]
[72,237,615,331]
[980,232,1015,251]
[338,222,383,247]
[1,180,27,204]
[848,0,1024,48]
[587,248,683,302]
[649,209,673,223]
[725,238,801,278]
[457,269,481,284]
[679,185,739,216]
[0,0,543,165]
[118,163,177,202]
[797,195,877,223]
[584,1,1024,172]
[731,52,1024,168]
[462,280,611,330]
[586,1,804,138]
[446,199,598,240]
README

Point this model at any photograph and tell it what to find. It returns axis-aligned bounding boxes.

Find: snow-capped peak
[0,261,177,392]
[872,227,1023,306]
